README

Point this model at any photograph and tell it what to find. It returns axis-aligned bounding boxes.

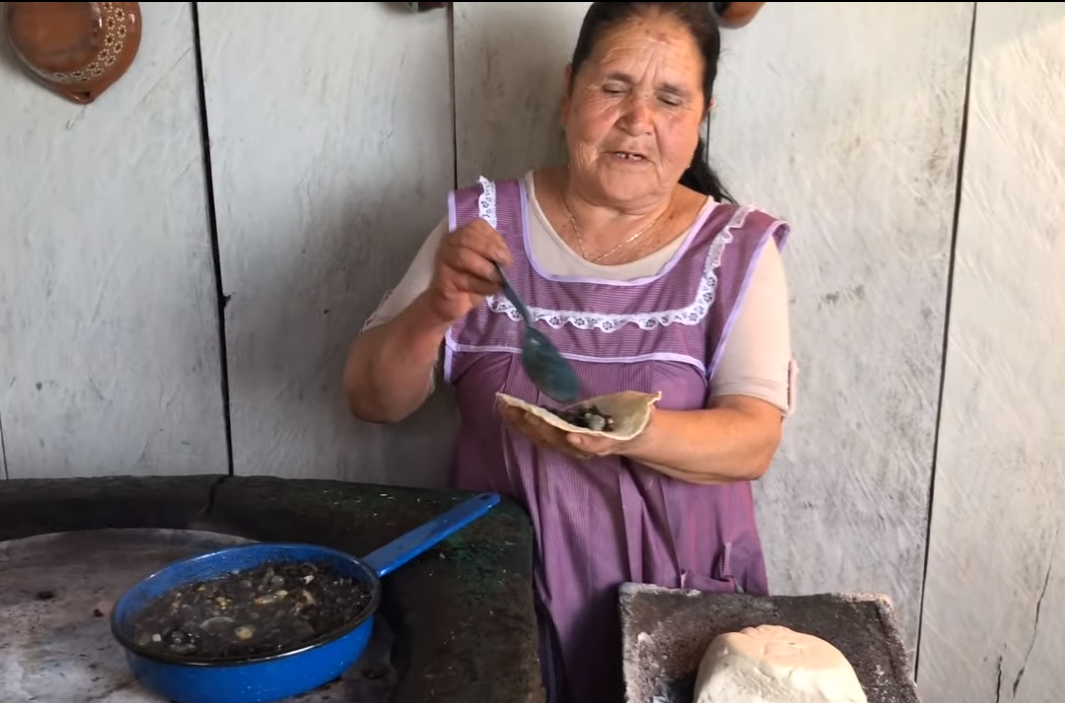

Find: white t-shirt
[363,171,796,415]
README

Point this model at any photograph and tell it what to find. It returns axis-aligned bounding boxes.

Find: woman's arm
[344,292,449,423]
[613,242,794,483]
[344,215,511,423]
[343,221,446,423]
[617,396,783,483]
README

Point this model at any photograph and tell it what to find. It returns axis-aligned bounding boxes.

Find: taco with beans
[496,391,662,441]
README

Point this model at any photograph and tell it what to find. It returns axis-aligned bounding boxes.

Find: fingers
[565,434,598,459]
[446,220,512,274]
[443,240,502,291]
[500,407,596,460]
[437,219,513,296]
[462,218,513,268]
[499,405,524,426]
[460,274,502,298]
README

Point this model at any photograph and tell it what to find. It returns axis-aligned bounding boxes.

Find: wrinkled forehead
[591,13,700,62]
[583,15,704,86]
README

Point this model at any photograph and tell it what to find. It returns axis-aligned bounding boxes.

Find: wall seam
[704,116,711,165]
[913,0,980,679]
[448,3,459,189]
[190,1,235,477]
[0,408,9,479]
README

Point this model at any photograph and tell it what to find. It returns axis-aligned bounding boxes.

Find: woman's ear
[702,97,716,123]
[560,63,574,125]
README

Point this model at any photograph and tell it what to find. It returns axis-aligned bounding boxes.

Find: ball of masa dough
[693,624,868,703]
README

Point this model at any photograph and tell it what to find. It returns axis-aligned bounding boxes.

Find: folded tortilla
[496,390,662,441]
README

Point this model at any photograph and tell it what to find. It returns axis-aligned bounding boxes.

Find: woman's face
[561,14,708,207]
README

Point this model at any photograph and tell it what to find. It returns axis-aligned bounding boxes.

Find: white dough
[693,624,869,703]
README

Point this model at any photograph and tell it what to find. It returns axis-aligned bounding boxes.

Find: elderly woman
[344,2,793,700]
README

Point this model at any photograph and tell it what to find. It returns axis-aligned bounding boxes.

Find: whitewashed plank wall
[918,3,1065,703]
[710,2,975,664]
[195,2,458,485]
[454,2,590,183]
[1,3,1064,699]
[0,2,228,478]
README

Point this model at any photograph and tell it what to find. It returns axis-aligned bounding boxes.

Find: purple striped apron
[442,176,789,703]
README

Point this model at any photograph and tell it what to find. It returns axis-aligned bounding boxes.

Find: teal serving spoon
[494,263,580,404]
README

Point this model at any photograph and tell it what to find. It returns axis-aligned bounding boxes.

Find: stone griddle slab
[0,475,544,703]
[619,583,920,703]
[0,528,399,703]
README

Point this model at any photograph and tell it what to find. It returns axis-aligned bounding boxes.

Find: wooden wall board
[453,1,592,183]
[0,2,228,478]
[702,2,974,663]
[918,4,1065,701]
[197,3,458,484]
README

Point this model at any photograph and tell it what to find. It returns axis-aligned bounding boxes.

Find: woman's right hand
[422,218,513,326]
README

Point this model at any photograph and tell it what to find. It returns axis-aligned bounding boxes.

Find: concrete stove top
[0,475,544,703]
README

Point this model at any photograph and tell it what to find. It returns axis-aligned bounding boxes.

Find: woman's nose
[619,96,654,134]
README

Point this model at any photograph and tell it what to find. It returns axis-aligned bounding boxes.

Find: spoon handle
[494,263,534,326]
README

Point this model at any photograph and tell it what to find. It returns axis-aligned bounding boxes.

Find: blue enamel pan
[110,492,501,703]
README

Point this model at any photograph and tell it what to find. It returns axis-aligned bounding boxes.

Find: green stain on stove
[0,475,546,703]
[215,476,533,602]
[432,526,527,603]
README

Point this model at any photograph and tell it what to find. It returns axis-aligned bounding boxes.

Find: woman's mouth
[611,151,648,162]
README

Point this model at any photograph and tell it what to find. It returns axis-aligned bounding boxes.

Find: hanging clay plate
[497,390,662,441]
[4,1,143,105]
[712,2,766,29]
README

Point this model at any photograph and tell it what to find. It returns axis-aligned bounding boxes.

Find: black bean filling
[131,561,372,659]
[550,404,616,432]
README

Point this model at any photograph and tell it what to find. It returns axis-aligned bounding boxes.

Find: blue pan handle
[362,492,501,578]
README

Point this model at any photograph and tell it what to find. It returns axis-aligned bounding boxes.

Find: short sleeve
[360,216,449,393]
[708,240,797,416]
[361,216,447,331]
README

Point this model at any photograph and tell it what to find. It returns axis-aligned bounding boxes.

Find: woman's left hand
[499,405,634,459]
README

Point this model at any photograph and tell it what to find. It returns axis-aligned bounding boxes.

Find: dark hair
[568,2,735,204]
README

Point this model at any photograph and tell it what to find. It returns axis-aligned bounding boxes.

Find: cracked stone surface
[619,583,920,703]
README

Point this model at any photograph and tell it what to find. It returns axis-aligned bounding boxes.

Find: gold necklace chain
[562,194,667,264]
